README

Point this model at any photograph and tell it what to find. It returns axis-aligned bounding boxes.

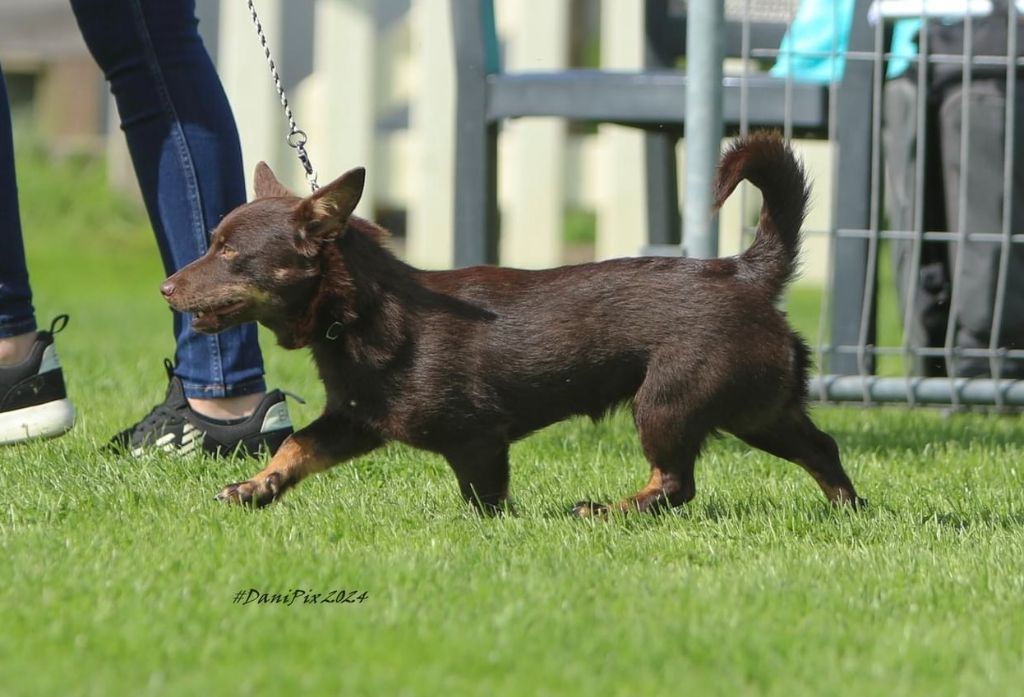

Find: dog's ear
[293,167,366,254]
[253,161,293,199]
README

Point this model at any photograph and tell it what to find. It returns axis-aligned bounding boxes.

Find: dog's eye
[219,244,238,260]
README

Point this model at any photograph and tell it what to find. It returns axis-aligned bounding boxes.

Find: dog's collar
[325,321,344,341]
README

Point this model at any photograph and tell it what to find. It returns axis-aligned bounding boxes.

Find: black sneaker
[0,315,76,445]
[108,360,295,457]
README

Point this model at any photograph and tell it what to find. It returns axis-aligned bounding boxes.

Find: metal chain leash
[246,0,319,191]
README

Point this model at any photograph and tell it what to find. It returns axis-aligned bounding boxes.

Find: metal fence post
[828,1,877,375]
[683,0,724,259]
[450,0,499,267]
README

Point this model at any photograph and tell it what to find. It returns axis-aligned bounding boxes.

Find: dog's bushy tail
[713,133,810,296]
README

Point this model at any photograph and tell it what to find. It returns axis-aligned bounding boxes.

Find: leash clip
[325,322,344,341]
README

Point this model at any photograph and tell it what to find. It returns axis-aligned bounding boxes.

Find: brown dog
[161,133,862,514]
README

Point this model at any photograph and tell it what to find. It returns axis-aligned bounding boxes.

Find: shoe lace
[115,397,189,450]
[126,401,186,439]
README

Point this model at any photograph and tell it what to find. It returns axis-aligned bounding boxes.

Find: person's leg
[0,67,38,364]
[68,0,266,415]
[0,69,76,443]
[938,79,1024,378]
[66,0,291,455]
[882,77,951,377]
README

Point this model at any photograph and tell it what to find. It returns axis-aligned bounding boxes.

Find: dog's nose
[160,280,176,298]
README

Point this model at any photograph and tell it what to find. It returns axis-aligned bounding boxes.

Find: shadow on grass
[530,495,1024,532]
[811,407,1024,453]
[919,508,1024,531]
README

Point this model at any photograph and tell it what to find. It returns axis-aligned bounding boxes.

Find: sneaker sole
[0,398,76,445]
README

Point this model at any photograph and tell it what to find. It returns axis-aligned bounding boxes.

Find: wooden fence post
[595,0,646,260]
[308,0,376,216]
[406,0,455,268]
[498,0,568,268]
[217,0,288,192]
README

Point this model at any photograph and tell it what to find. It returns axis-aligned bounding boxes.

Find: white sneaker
[0,315,76,445]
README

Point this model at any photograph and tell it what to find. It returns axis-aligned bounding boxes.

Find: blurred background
[0,0,823,272]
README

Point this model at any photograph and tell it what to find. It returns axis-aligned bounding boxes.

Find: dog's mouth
[190,300,249,332]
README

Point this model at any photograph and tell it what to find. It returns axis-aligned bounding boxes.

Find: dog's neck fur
[294,217,415,369]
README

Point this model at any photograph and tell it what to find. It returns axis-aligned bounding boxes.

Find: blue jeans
[0,0,265,398]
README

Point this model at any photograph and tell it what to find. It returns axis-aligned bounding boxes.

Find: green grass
[3,152,1024,697]
[563,206,597,246]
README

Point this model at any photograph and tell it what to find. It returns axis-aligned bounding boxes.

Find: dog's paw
[570,501,610,518]
[830,490,868,511]
[215,480,264,506]
[476,500,517,517]
[215,475,281,508]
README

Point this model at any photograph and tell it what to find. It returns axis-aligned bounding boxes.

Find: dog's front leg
[216,414,381,507]
[444,441,511,514]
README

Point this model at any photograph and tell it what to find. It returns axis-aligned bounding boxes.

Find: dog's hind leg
[574,398,708,518]
[736,411,863,507]
[444,441,511,514]
[217,413,382,507]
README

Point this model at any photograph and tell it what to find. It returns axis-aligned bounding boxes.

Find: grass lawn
[2,152,1023,697]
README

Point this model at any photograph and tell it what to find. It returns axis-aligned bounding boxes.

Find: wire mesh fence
[716,0,1024,408]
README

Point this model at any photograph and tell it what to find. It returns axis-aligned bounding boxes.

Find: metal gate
[699,0,1024,408]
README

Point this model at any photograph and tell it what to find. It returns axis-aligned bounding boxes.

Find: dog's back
[398,133,813,442]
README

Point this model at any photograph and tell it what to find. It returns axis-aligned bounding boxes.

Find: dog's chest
[312,353,406,428]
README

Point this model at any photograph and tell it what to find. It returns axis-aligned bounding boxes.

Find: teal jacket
[770,0,921,82]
